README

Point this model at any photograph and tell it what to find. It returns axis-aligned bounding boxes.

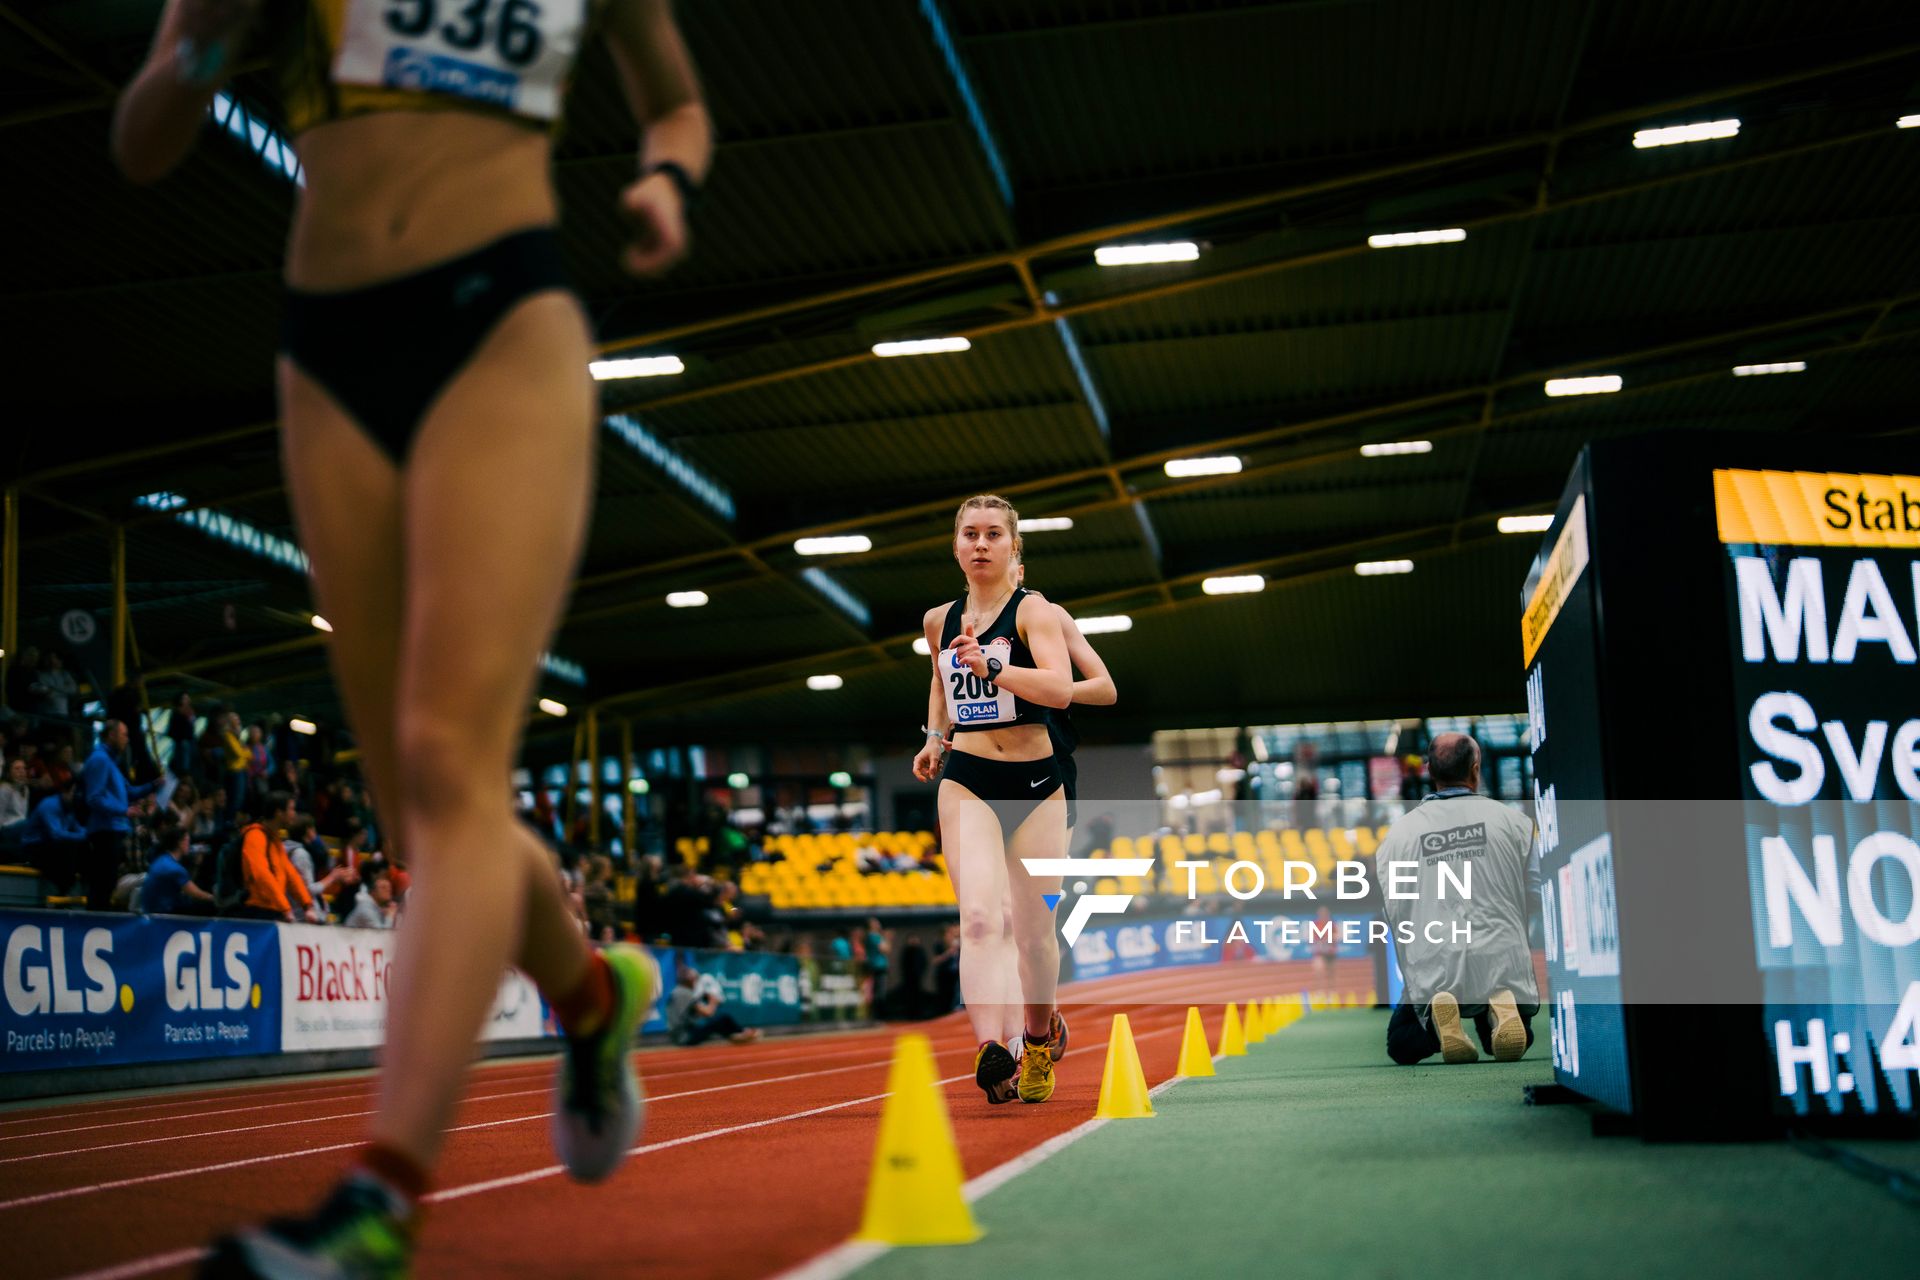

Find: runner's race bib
[333,0,589,121]
[943,639,1015,728]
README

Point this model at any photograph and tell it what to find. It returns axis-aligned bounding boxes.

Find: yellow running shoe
[1487,989,1528,1062]
[1017,1036,1056,1103]
[1430,991,1479,1064]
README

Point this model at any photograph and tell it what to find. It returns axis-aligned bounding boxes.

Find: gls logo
[4,925,117,1015]
[1018,856,1156,946]
[162,931,253,1012]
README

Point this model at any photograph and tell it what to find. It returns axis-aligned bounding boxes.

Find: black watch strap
[646,160,702,212]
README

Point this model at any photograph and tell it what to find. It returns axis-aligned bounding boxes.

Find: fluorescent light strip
[1731,361,1806,376]
[1022,517,1075,532]
[1497,515,1555,534]
[1164,456,1242,478]
[1632,118,1740,148]
[1366,228,1466,249]
[136,493,309,574]
[666,591,709,608]
[309,615,333,633]
[1095,242,1200,266]
[538,698,569,717]
[603,414,735,522]
[288,718,317,736]
[872,337,971,357]
[1202,575,1265,596]
[1359,440,1433,457]
[1074,615,1133,634]
[806,675,844,691]
[539,653,588,687]
[1355,560,1414,576]
[799,567,871,628]
[1900,115,1920,130]
[794,535,872,556]
[1544,375,1622,397]
[590,356,684,380]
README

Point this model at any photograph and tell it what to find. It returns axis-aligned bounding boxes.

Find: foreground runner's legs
[203,299,643,1278]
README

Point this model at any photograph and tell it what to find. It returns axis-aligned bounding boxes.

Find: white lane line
[56,1246,210,1280]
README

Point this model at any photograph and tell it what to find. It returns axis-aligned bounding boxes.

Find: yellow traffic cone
[1095,1014,1156,1119]
[1176,1006,1216,1077]
[1365,988,1379,1007]
[1243,1000,1268,1045]
[1264,997,1282,1035]
[852,1034,982,1245]
[1219,1001,1248,1056]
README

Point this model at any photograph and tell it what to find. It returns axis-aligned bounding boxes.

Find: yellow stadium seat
[1111,836,1134,858]
[1182,833,1205,854]
[1354,828,1378,855]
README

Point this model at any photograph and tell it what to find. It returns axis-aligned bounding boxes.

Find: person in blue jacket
[82,720,157,911]
[21,776,88,895]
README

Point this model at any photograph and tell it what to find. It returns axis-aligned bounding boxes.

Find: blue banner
[2,911,281,1073]
[651,948,805,1035]
[1067,914,1374,984]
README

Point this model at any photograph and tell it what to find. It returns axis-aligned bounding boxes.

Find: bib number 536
[385,0,544,66]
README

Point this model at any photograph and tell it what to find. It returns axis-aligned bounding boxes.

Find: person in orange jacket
[236,789,322,924]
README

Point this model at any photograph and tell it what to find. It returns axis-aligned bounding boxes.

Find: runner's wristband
[645,161,703,213]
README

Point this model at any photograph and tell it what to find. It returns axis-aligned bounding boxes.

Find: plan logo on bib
[1018,857,1157,945]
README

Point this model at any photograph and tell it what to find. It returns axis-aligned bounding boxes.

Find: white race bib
[333,0,589,121]
[942,639,1015,729]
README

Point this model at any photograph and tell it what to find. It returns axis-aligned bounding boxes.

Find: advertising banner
[279,923,551,1051]
[657,947,804,1033]
[2,911,280,1073]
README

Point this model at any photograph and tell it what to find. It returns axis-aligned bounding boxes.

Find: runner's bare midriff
[286,111,557,291]
[949,722,1052,764]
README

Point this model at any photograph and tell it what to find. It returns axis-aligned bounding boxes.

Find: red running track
[2,959,1373,1280]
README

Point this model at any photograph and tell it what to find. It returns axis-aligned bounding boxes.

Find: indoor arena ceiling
[4,0,1919,751]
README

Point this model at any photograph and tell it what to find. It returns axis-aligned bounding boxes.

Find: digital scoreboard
[1523,438,1917,1137]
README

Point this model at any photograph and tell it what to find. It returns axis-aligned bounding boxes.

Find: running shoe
[553,945,659,1182]
[974,1040,1019,1104]
[1487,989,1528,1062]
[1045,1009,1069,1063]
[1017,1036,1056,1103]
[1429,991,1479,1064]
[201,1173,412,1279]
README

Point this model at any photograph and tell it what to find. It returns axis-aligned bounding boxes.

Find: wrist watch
[645,160,703,212]
[985,657,1003,679]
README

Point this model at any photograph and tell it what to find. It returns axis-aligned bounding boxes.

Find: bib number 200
[385,0,544,66]
[949,671,999,701]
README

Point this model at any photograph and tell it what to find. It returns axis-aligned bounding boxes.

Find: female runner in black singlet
[913,496,1073,1104]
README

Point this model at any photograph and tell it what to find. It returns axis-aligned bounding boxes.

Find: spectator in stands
[630,854,666,943]
[286,814,331,894]
[863,917,890,1004]
[828,928,853,963]
[33,739,77,800]
[245,723,272,795]
[197,708,230,797]
[1375,732,1538,1065]
[236,789,322,925]
[220,711,249,822]
[662,862,723,948]
[164,693,197,781]
[83,720,159,911]
[346,872,399,930]
[34,652,78,719]
[0,757,30,837]
[168,781,198,832]
[582,854,618,939]
[21,777,87,894]
[6,646,45,714]
[931,924,961,1014]
[191,786,226,844]
[891,932,929,1019]
[665,964,761,1046]
[142,819,214,916]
